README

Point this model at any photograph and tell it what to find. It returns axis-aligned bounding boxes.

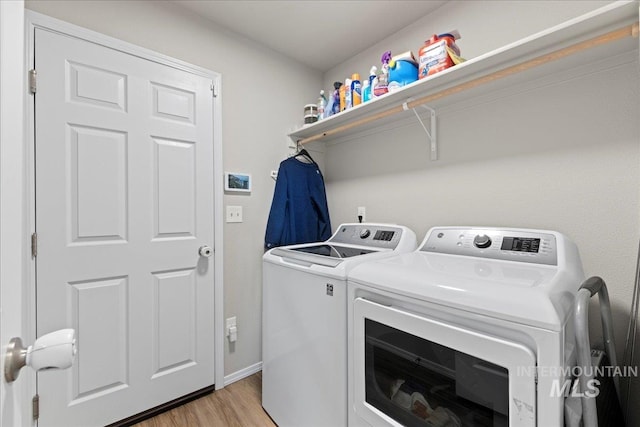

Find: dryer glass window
[364,319,509,427]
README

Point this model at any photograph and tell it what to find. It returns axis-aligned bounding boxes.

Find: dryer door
[353,298,536,427]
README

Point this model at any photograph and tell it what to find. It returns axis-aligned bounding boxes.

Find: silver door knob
[199,245,213,257]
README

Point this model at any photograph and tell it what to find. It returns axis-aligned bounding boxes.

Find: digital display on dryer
[501,237,540,253]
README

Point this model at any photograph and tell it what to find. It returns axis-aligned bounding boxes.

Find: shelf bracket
[403,102,437,161]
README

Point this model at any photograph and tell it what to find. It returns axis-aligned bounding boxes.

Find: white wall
[322,0,640,423]
[25,0,322,378]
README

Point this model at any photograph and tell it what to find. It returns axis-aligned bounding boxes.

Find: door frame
[24,9,225,397]
[1,1,33,425]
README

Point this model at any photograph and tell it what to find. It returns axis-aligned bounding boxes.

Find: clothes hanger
[294,142,314,164]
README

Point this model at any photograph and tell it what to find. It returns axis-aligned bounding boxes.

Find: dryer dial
[473,234,492,249]
[360,229,371,239]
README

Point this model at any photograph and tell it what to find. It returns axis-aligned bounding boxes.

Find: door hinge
[31,233,37,258]
[32,394,39,421]
[29,69,37,94]
[211,83,217,97]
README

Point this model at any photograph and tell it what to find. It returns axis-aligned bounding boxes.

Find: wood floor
[133,372,277,427]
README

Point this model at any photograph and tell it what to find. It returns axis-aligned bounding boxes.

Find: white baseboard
[223,361,263,387]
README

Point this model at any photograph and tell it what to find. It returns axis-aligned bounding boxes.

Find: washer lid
[289,244,377,259]
[348,251,584,331]
[264,223,418,270]
[270,244,381,268]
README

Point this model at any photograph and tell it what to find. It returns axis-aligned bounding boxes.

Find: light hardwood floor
[133,372,277,427]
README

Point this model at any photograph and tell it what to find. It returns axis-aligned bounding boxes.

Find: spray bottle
[373,52,391,98]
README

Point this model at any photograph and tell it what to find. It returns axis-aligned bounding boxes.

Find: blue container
[389,59,418,87]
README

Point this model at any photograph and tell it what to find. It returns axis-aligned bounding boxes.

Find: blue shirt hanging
[265,156,331,249]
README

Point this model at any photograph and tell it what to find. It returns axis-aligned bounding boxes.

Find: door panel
[153,137,195,237]
[70,276,129,400]
[151,268,197,376]
[35,27,215,426]
[70,125,128,242]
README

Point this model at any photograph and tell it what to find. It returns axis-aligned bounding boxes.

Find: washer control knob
[360,229,371,239]
[473,234,492,249]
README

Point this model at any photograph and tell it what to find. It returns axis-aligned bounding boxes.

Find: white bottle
[317,90,327,120]
[344,78,352,109]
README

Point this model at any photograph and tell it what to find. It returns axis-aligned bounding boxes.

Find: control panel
[330,224,405,250]
[420,227,558,265]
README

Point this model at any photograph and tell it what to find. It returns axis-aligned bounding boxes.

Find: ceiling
[171,1,448,72]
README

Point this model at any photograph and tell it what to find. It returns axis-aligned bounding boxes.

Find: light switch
[226,205,243,223]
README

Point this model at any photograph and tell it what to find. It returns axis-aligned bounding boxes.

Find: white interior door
[34,27,215,426]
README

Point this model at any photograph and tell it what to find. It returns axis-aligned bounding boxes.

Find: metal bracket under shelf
[403,102,437,161]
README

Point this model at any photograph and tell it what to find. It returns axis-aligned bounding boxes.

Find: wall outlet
[226,316,237,342]
[357,206,366,223]
[226,205,243,223]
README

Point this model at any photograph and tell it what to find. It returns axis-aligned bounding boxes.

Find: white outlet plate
[226,205,243,223]
[226,316,236,329]
[226,316,237,342]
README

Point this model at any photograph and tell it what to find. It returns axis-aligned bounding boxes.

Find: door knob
[4,329,76,383]
[199,245,213,257]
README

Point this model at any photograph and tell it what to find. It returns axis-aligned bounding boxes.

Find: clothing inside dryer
[364,319,509,427]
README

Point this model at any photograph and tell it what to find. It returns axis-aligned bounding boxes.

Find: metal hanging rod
[298,21,639,146]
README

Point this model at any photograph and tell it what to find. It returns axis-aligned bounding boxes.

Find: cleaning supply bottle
[339,82,346,112]
[362,66,376,103]
[332,81,342,115]
[317,90,327,120]
[361,79,371,103]
[368,66,377,88]
[373,52,391,98]
[344,78,352,110]
[351,73,361,107]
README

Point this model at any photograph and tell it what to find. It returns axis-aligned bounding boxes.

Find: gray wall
[25,0,322,377]
[322,0,639,423]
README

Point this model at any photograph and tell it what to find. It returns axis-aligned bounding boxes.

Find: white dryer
[262,223,417,427]
[347,226,585,427]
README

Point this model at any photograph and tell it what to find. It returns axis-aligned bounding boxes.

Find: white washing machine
[347,226,585,427]
[262,223,417,427]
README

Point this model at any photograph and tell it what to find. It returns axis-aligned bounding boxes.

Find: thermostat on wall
[224,172,251,193]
